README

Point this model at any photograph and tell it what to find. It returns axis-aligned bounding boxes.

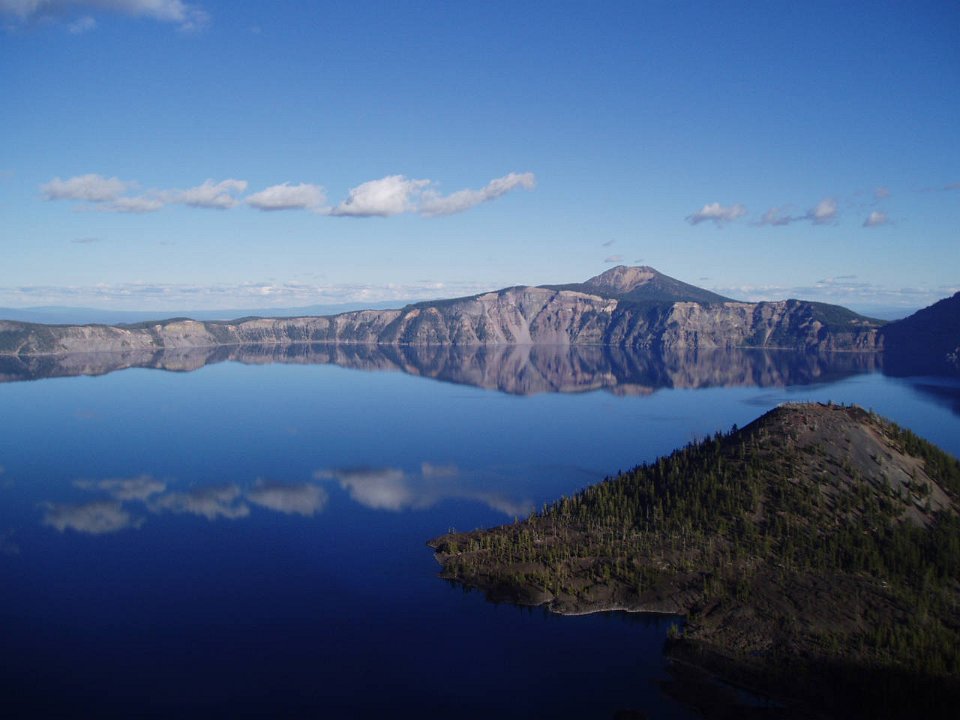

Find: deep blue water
[1,352,958,718]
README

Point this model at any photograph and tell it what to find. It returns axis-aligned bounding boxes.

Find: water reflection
[315,463,532,517]
[75,474,166,501]
[42,499,142,535]
[896,376,960,417]
[37,464,532,536]
[149,484,250,521]
[247,481,328,517]
[0,343,883,395]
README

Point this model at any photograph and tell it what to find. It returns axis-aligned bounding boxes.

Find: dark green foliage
[804,300,884,328]
[894,425,960,496]
[434,404,960,679]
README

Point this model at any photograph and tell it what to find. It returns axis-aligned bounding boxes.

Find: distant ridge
[881,291,960,375]
[0,301,404,327]
[545,265,733,304]
[0,266,893,357]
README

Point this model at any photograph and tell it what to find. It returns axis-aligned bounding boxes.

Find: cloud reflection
[42,500,142,535]
[75,474,166,501]
[149,484,250,521]
[315,464,532,518]
[247,481,328,516]
[39,460,532,536]
[315,468,412,511]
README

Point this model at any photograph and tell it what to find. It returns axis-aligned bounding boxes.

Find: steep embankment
[0,267,883,356]
[429,403,960,717]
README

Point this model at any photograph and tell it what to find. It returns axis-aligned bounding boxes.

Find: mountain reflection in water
[2,342,957,720]
[0,342,882,395]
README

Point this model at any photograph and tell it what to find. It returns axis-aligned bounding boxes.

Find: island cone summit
[430,402,960,717]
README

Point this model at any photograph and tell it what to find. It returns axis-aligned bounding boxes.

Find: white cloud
[686,202,747,226]
[67,13,94,32]
[103,195,164,213]
[809,197,839,224]
[247,481,328,516]
[0,1,209,31]
[0,277,494,311]
[149,484,249,520]
[42,500,141,534]
[756,198,840,227]
[874,186,891,199]
[758,207,794,226]
[175,178,247,209]
[42,173,132,202]
[332,172,535,218]
[246,182,327,212]
[43,175,248,213]
[603,254,624,263]
[39,171,535,218]
[331,175,428,217]
[711,278,957,312]
[419,172,535,217]
[863,210,890,228]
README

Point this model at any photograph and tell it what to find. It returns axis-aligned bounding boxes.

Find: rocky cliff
[0,267,884,356]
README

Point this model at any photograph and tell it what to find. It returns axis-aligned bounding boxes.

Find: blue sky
[1,0,958,315]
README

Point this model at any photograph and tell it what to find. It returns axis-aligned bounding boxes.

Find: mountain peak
[551,265,733,304]
[584,265,659,294]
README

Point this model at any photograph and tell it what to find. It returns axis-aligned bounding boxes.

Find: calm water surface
[1,349,958,718]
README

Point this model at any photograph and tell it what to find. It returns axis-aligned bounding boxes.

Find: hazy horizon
[2,1,958,315]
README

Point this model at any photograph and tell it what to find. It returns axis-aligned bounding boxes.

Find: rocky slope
[548,264,733,303]
[430,403,960,717]
[0,267,884,356]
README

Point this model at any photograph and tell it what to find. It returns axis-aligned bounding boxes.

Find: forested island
[429,403,960,718]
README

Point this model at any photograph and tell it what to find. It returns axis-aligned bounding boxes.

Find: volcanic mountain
[430,403,960,717]
[548,265,733,304]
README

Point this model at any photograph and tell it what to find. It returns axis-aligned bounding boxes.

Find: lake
[1,346,958,718]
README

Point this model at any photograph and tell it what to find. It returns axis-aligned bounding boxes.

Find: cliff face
[0,286,882,356]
